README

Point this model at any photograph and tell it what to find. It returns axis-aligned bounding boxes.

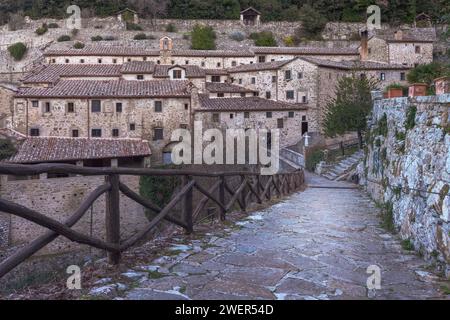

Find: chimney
[360,30,369,61]
[394,30,403,41]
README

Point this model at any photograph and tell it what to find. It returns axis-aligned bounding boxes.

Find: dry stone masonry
[361,93,450,274]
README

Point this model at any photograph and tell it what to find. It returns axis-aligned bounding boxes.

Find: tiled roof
[153,65,206,78]
[16,80,191,98]
[23,64,123,83]
[5,137,151,164]
[120,61,156,74]
[227,60,293,73]
[197,95,307,111]
[251,46,359,55]
[373,28,436,43]
[45,46,160,57]
[204,69,229,75]
[172,50,254,57]
[205,82,256,93]
[300,57,410,70]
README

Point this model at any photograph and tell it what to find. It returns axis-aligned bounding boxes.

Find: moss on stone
[405,105,417,130]
[401,239,414,251]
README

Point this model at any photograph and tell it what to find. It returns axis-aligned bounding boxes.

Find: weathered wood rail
[0,163,305,278]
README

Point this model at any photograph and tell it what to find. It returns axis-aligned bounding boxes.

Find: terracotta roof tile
[373,28,436,43]
[153,65,205,78]
[120,61,156,74]
[300,57,410,70]
[5,137,151,163]
[45,46,160,57]
[227,60,293,73]
[205,82,256,93]
[197,95,307,111]
[16,80,191,98]
[23,64,123,84]
[251,46,359,55]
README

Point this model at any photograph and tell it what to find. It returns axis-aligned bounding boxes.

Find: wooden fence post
[105,174,120,265]
[182,175,193,234]
[219,174,226,221]
[240,175,247,212]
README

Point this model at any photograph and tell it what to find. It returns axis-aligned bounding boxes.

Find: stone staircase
[321,150,364,181]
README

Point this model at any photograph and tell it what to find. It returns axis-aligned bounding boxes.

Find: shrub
[103,35,116,41]
[91,35,103,41]
[7,42,27,61]
[191,25,216,50]
[134,33,148,40]
[165,23,177,32]
[305,145,324,172]
[0,139,16,160]
[126,22,143,31]
[283,36,295,47]
[73,42,85,49]
[57,35,71,42]
[405,105,417,130]
[229,31,245,42]
[140,166,181,208]
[252,31,277,47]
[35,23,48,36]
[94,25,103,29]
[48,22,59,28]
[295,5,327,41]
[71,28,79,37]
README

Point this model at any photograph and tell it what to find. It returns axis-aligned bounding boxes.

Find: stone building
[240,7,261,26]
[360,28,436,67]
[0,133,151,253]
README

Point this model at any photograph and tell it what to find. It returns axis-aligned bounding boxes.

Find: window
[98,58,102,63]
[288,111,294,118]
[238,79,243,84]
[65,59,69,63]
[251,77,256,84]
[277,118,284,129]
[80,59,85,64]
[244,112,250,118]
[217,93,224,97]
[180,124,188,129]
[72,129,79,137]
[91,100,101,112]
[266,91,271,99]
[116,102,122,112]
[212,113,219,122]
[415,46,421,54]
[302,115,307,121]
[184,103,189,110]
[258,56,266,63]
[217,62,221,68]
[272,76,277,83]
[113,59,117,64]
[211,76,221,83]
[380,73,386,81]
[51,59,56,63]
[240,93,246,97]
[91,129,102,137]
[302,95,307,103]
[253,92,259,97]
[201,61,205,67]
[30,128,40,136]
[285,70,292,80]
[128,58,131,62]
[143,57,147,61]
[173,69,182,79]
[154,101,162,112]
[44,102,51,113]
[229,113,234,119]
[266,112,272,118]
[67,102,75,113]
[231,61,237,66]
[153,128,163,140]
[130,123,136,131]
[171,60,175,65]
[31,100,38,108]
[112,128,119,137]
[400,72,406,81]
[298,72,303,79]
[185,60,189,65]
[286,90,295,100]
[137,74,144,80]
[157,60,161,64]
[360,73,366,80]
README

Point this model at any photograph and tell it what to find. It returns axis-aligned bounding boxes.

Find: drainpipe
[25,99,29,137]
[87,99,90,138]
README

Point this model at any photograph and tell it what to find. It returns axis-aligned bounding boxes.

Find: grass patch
[147,270,165,279]
[440,285,450,295]
[401,239,414,251]
[380,201,396,233]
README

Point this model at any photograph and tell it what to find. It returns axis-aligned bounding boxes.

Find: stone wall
[0,175,148,255]
[361,93,450,267]
[0,213,9,248]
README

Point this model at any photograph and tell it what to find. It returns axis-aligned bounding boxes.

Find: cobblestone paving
[90,174,448,300]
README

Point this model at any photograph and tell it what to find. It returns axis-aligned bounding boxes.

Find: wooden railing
[0,163,305,278]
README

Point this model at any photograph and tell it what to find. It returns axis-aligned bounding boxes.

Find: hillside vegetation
[1,0,450,27]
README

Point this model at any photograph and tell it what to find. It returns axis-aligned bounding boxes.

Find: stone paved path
[90,173,448,300]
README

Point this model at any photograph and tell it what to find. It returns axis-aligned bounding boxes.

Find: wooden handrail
[0,163,305,279]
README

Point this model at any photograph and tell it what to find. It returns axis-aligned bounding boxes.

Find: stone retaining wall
[361,93,450,268]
